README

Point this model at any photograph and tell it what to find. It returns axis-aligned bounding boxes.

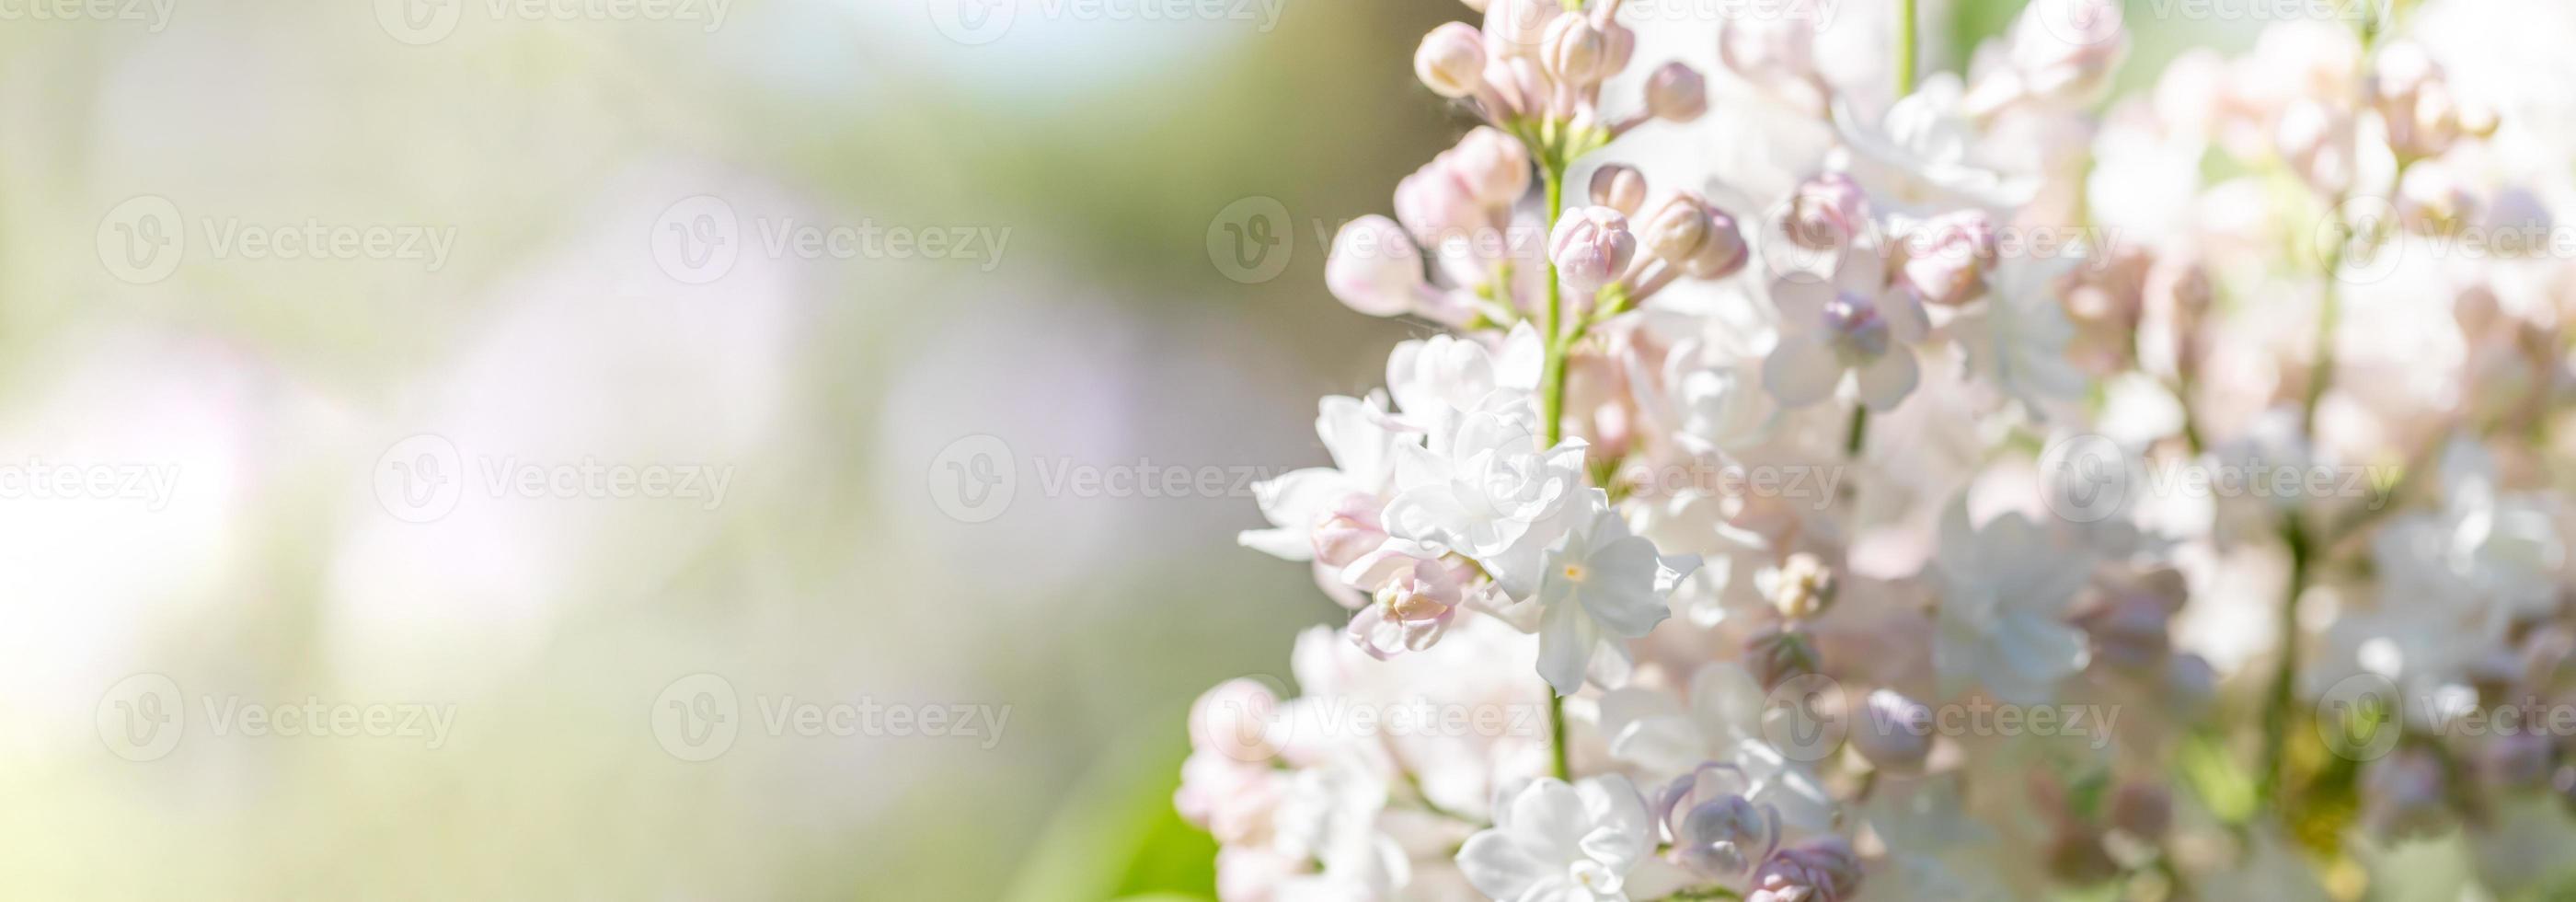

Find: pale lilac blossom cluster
[1190,0,2576,897]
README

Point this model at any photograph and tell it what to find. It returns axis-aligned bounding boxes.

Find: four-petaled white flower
[1763,255,1931,412]
[1534,491,1701,696]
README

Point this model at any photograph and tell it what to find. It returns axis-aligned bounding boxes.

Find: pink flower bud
[2010,0,2127,102]
[1188,678,1281,760]
[1645,62,1708,122]
[1394,158,1489,243]
[1309,492,1387,568]
[1540,13,1611,86]
[1326,215,1430,318]
[1416,22,1489,98]
[1641,193,1714,263]
[1897,210,1998,306]
[1684,206,1748,279]
[1783,172,1869,251]
[1547,205,1636,295]
[1854,688,1932,772]
[1483,0,1561,60]
[1452,127,1533,208]
[1590,164,1648,216]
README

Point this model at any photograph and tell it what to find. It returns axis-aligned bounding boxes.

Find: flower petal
[1856,347,1920,411]
[1763,336,1843,409]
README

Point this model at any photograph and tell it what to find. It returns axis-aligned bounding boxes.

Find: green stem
[1542,164,1570,448]
[1895,0,1918,97]
[1539,158,1575,783]
[2260,515,2314,802]
[1844,405,1869,457]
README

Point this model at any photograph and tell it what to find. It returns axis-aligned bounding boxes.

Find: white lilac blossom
[1196,3,2576,899]
[1932,503,2093,704]
[1455,775,1678,902]
[1533,491,1700,695]
[1763,253,1930,411]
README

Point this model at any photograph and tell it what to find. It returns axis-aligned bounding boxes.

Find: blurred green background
[0,0,2277,897]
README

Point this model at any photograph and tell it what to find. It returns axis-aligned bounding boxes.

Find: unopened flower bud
[1188,678,1281,760]
[1897,210,1998,306]
[1748,838,1862,902]
[1652,765,1780,878]
[2109,782,2172,838]
[1599,20,1638,80]
[1784,172,1869,251]
[1746,624,1821,690]
[1854,689,1932,772]
[1416,22,1490,98]
[1548,205,1636,295]
[1452,127,1533,208]
[1395,158,1489,243]
[1822,293,1893,364]
[1326,215,1430,318]
[1642,194,1713,262]
[1646,62,1708,122]
[1484,0,1561,60]
[2010,0,2128,103]
[1685,207,1747,280]
[1540,13,1612,86]
[1309,492,1387,568]
[1590,164,1648,216]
